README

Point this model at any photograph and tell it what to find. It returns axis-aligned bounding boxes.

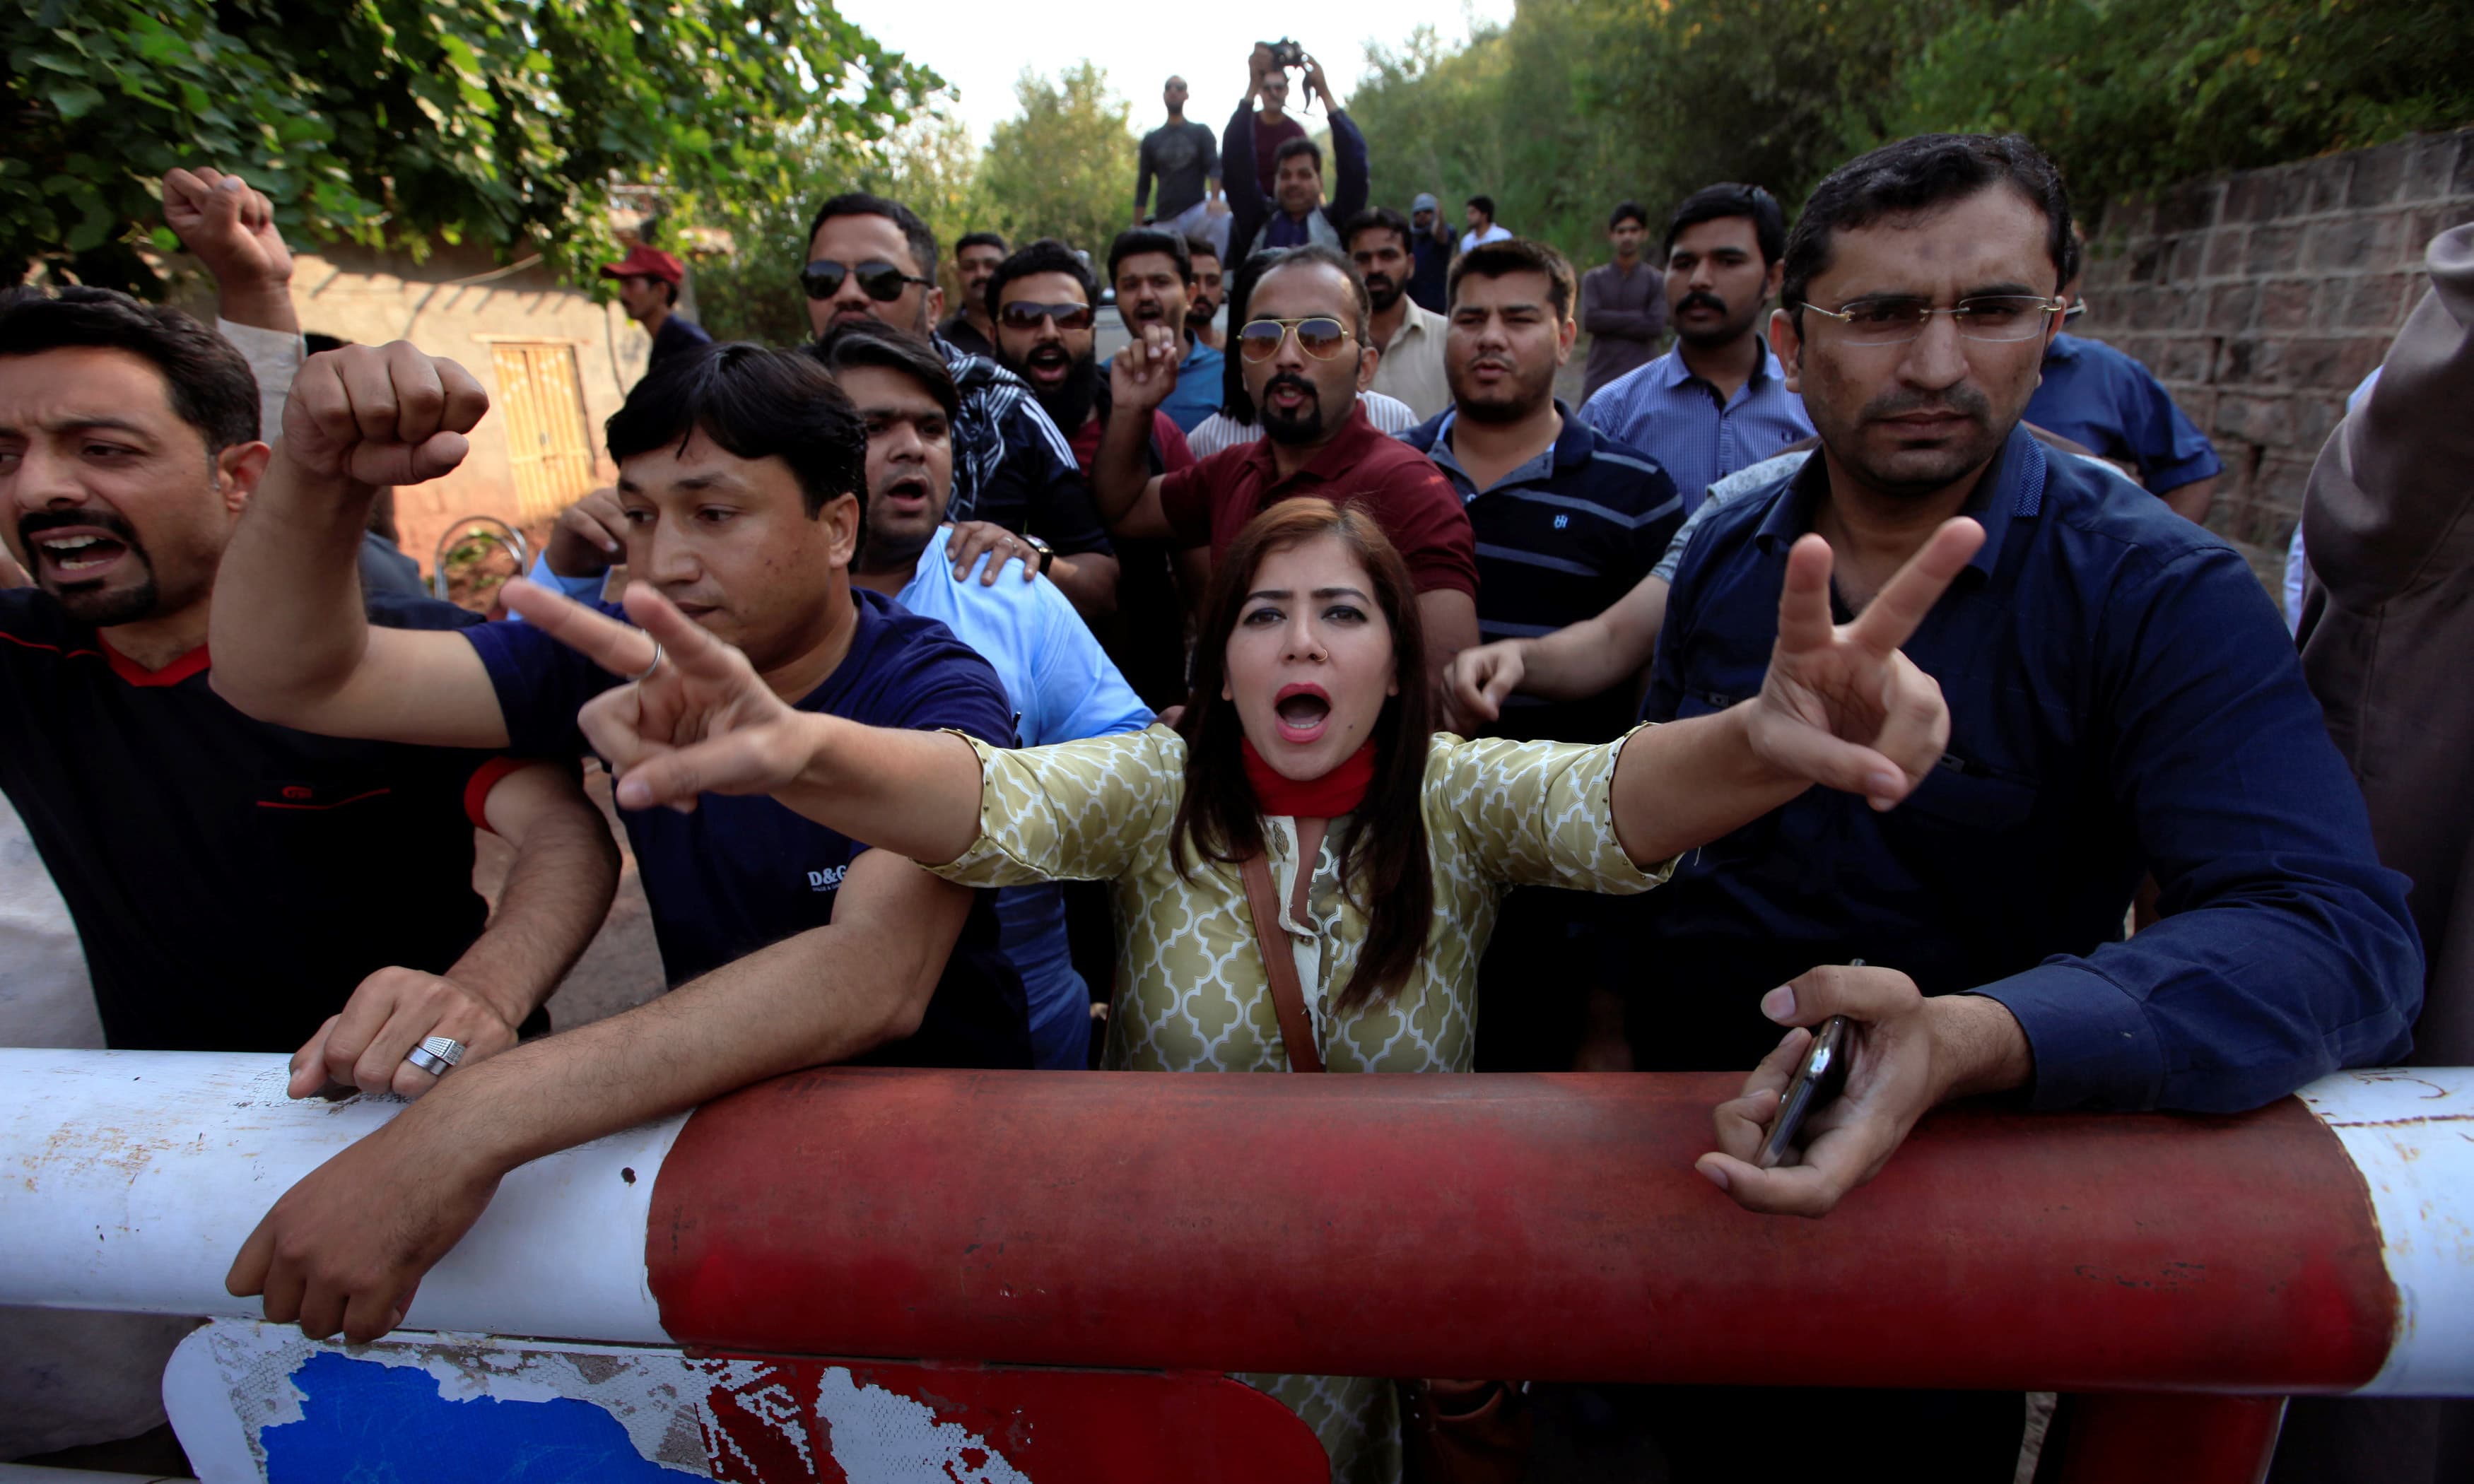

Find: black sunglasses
[799,259,934,302]
[998,300,1096,331]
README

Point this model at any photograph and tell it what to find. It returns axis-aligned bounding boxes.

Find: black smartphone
[1757,1013,1852,1169]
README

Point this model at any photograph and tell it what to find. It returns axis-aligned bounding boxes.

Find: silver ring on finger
[628,641,664,685]
[404,1035,467,1077]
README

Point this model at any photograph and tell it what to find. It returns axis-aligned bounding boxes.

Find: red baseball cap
[599,245,685,284]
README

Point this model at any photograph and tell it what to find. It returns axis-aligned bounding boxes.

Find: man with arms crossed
[211,341,1031,1341]
[1578,200,1666,401]
[1092,244,1480,696]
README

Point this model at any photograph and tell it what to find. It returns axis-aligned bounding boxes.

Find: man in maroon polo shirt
[1090,242,1479,691]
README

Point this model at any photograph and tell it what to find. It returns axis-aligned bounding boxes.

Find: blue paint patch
[260,1350,705,1483]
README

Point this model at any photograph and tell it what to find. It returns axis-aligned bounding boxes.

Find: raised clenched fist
[282,342,490,489]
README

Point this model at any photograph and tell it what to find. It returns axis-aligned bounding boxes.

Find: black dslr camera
[1262,37,1306,69]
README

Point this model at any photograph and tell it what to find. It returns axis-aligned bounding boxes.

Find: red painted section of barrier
[2036,1393,2289,1484]
[694,1357,1327,1482]
[646,1071,2396,1394]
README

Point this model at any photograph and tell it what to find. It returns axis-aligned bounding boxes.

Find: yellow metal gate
[489,341,597,524]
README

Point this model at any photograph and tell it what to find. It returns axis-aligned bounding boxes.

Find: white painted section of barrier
[2299,1066,2474,1396]
[0,1049,683,1344]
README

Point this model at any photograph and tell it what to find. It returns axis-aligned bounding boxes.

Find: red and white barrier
[2,1049,2470,1476]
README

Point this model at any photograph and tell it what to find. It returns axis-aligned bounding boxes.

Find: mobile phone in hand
[1757,1013,1851,1169]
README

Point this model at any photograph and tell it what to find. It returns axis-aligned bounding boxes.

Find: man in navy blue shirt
[2027,251,2223,522]
[1622,132,2420,1481]
[211,341,1029,1343]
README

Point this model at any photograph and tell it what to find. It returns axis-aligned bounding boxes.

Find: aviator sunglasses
[1238,315,1354,363]
[799,259,936,302]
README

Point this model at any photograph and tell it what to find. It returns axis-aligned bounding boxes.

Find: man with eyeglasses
[1091,242,1479,694]
[1590,133,2420,1481]
[1578,183,1815,511]
[799,193,1120,620]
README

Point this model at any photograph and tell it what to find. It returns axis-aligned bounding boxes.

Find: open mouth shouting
[1023,343,1074,389]
[1262,375,1318,419]
[879,470,935,517]
[1272,683,1332,745]
[23,524,136,586]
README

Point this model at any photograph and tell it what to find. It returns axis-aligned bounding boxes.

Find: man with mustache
[1091,243,1479,696]
[1559,134,2421,1479]
[1135,75,1229,264]
[0,287,618,1072]
[1345,206,1450,421]
[1398,238,1680,1080]
[1578,183,1815,511]
[801,192,1118,620]
[934,231,1006,360]
[1184,237,1226,352]
[1108,228,1222,434]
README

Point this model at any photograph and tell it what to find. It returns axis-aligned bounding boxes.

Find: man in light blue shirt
[529,323,1151,1069]
[1578,183,1813,509]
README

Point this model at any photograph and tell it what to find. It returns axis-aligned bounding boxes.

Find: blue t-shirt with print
[463,587,1030,1069]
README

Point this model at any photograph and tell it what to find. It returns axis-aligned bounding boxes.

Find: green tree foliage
[4,0,932,294]
[979,61,1139,257]
[1874,0,2474,209]
[1348,0,2472,276]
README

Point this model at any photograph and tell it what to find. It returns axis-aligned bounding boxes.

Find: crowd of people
[1,39,2466,1484]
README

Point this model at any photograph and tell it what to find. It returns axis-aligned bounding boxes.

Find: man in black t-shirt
[213,340,1029,1343]
[0,287,617,1093]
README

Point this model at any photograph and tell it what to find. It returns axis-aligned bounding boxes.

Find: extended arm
[1223,98,1266,262]
[1092,326,1183,538]
[210,344,512,746]
[163,167,298,336]
[1326,108,1370,225]
[229,848,968,1341]
[1135,134,1156,220]
[290,760,620,1098]
[1446,569,1666,729]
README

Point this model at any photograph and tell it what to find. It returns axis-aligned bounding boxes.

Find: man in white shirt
[1458,194,1514,254]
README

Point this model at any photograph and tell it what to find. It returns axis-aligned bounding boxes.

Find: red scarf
[1241,738,1378,818]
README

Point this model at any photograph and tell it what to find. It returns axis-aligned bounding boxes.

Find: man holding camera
[1224,42,1368,266]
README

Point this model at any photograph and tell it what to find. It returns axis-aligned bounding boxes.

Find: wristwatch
[1023,533,1056,575]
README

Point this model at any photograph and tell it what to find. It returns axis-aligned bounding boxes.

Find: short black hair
[1341,207,1413,257]
[984,239,1098,325]
[809,318,960,425]
[955,231,1007,259]
[1185,235,1221,269]
[1108,228,1192,288]
[1666,182,1788,266]
[1780,134,2073,332]
[1272,136,1323,175]
[0,285,259,451]
[1467,195,1496,218]
[805,192,939,281]
[604,343,866,522]
[1609,201,1648,231]
[1251,242,1372,345]
[1448,238,1576,322]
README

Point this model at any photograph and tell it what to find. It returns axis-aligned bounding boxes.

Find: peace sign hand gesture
[1742,518,1984,811]
[499,579,817,813]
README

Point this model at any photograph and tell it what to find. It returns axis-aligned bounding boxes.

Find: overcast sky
[835,0,1516,148]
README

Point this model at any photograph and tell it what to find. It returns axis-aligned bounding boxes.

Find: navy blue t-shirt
[463,587,1031,1070]
[0,589,505,1052]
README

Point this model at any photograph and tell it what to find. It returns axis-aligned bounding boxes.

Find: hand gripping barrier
[1,1050,2467,1481]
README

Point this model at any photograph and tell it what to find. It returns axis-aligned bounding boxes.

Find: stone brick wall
[2075,128,2474,577]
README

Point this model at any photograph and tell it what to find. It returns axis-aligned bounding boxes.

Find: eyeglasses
[997,300,1096,331]
[1799,295,2067,346]
[799,259,934,302]
[1237,316,1353,363]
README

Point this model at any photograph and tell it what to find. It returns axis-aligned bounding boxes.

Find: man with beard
[1108,228,1222,434]
[815,321,1151,1069]
[1579,183,1814,510]
[1399,240,1681,1088]
[1346,206,1450,420]
[1185,237,1226,352]
[1135,76,1229,264]
[934,231,1006,359]
[801,193,1118,619]
[1517,135,2417,1480]
[1091,243,1479,694]
[0,288,618,1066]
